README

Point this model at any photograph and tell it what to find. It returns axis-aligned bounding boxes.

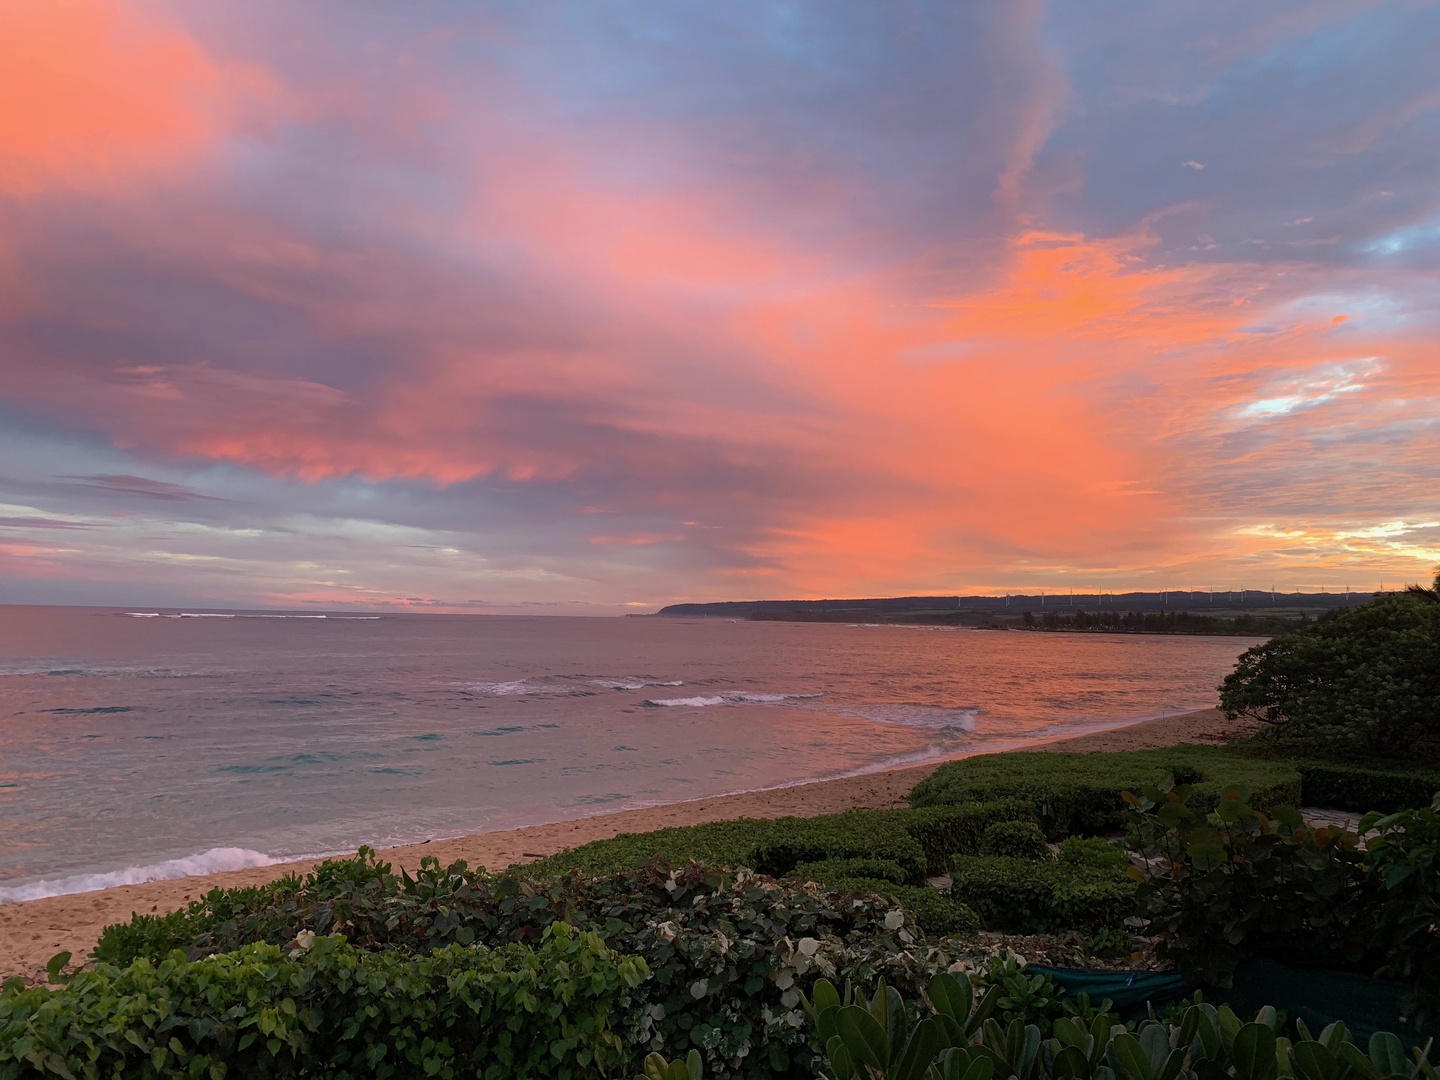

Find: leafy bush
[980,821,1051,860]
[793,859,911,886]
[948,856,1136,934]
[91,874,307,966]
[1129,780,1440,1017]
[788,859,980,937]
[1220,589,1440,762]
[901,802,1040,868]
[790,969,1438,1080]
[1124,780,1395,993]
[824,880,980,938]
[1361,796,1440,1011]
[534,801,1037,881]
[2,923,644,1080]
[1294,761,1440,814]
[1059,836,1131,873]
[90,853,1004,1079]
[747,815,928,881]
[909,747,1300,839]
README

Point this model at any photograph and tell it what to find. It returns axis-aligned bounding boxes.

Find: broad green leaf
[1368,1033,1407,1078]
[1139,1023,1170,1069]
[46,951,72,984]
[930,973,974,1024]
[1049,1045,1091,1080]
[934,1013,969,1050]
[1233,1024,1279,1080]
[1292,1040,1337,1080]
[887,986,912,1060]
[1110,1033,1156,1080]
[1337,1042,1381,1080]
[894,1018,946,1080]
[808,979,842,1018]
[838,1004,892,1071]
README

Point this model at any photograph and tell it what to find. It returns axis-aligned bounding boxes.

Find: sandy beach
[0,707,1253,984]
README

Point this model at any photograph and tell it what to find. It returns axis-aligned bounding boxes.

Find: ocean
[0,606,1255,901]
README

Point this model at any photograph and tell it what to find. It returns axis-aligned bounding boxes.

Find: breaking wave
[469,675,684,697]
[124,612,379,620]
[0,847,281,904]
[839,704,981,731]
[642,691,826,707]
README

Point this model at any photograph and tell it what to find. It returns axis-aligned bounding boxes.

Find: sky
[1,0,1438,614]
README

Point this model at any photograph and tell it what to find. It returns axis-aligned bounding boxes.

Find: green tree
[1404,566,1440,604]
[1219,587,1440,762]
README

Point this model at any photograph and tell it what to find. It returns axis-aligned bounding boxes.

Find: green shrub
[823,879,980,937]
[900,801,1039,867]
[791,858,909,885]
[949,855,1137,934]
[980,820,1051,860]
[1220,589,1440,762]
[1359,796,1440,1015]
[745,813,928,880]
[1059,836,1131,872]
[2,924,644,1080]
[1124,780,1369,988]
[533,800,1036,881]
[909,747,1300,838]
[90,855,985,1080]
[1294,761,1440,813]
[788,858,979,938]
[788,859,980,938]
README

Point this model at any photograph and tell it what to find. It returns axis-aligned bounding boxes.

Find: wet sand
[1,707,1252,983]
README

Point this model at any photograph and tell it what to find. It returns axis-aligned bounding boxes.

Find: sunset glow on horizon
[2,1,1438,612]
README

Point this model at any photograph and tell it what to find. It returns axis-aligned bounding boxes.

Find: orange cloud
[0,0,272,194]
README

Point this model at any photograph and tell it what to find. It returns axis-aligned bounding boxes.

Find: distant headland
[651,589,1376,635]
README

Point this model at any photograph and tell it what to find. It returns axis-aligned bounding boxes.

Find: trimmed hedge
[979,820,1051,860]
[909,747,1301,838]
[1,924,643,1080]
[1293,761,1440,813]
[791,858,909,885]
[1058,836,1131,872]
[532,799,1036,880]
[949,855,1138,934]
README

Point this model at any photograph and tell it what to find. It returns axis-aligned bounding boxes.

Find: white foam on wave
[469,678,593,697]
[469,674,685,696]
[0,847,280,904]
[642,691,826,707]
[840,704,980,731]
[124,612,379,620]
[589,677,685,690]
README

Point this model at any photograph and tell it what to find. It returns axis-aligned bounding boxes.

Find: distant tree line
[1022,608,1309,635]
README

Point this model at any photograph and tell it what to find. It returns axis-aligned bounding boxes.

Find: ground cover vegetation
[907,748,1301,839]
[1025,609,1308,636]
[9,589,1440,1080]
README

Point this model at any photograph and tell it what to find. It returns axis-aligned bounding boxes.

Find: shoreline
[0,707,1252,983]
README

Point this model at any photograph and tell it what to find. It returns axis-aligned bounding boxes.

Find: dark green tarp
[1035,960,1432,1047]
[1029,966,1191,1018]
[1226,957,1431,1048]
